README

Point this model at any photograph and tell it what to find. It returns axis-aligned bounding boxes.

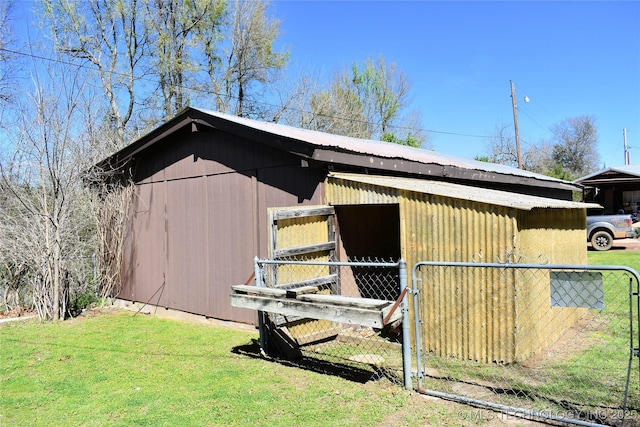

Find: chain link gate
[235,257,412,386]
[412,261,640,426]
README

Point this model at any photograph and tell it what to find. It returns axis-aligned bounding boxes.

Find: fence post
[399,259,412,390]
[412,263,424,391]
[254,257,267,355]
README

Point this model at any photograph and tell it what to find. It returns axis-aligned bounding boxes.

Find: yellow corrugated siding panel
[326,176,588,364]
[326,178,400,205]
[328,177,521,362]
[269,211,331,283]
[399,191,519,363]
[516,208,587,265]
[511,208,587,360]
[274,215,328,251]
[399,190,518,268]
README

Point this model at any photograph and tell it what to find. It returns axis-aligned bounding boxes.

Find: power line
[518,108,554,136]
[0,46,491,140]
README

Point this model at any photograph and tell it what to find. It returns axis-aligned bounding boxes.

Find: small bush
[68,290,99,317]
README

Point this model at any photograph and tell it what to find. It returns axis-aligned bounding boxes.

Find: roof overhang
[328,172,600,211]
[574,165,640,187]
[91,107,581,194]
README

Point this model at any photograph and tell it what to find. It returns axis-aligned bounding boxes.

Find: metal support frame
[253,257,413,390]
[412,261,640,427]
[624,275,640,421]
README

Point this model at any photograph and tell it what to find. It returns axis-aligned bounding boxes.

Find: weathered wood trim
[231,285,286,297]
[285,286,320,298]
[273,274,337,290]
[273,242,336,258]
[230,294,393,329]
[297,293,391,309]
[272,206,335,221]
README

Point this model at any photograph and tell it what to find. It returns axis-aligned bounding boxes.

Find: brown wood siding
[121,129,325,323]
[165,177,209,314]
[204,171,257,322]
[120,182,167,305]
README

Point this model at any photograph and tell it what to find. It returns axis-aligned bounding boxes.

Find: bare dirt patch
[376,387,550,426]
[521,312,606,369]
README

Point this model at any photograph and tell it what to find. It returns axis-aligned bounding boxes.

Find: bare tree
[485,123,519,167]
[41,0,294,124]
[551,115,600,178]
[144,0,225,118]
[305,77,369,138]
[522,141,555,174]
[85,181,132,300]
[352,56,410,138]
[483,122,577,179]
[0,58,96,320]
[42,0,147,148]
[0,0,14,104]
[212,0,288,118]
[263,68,317,125]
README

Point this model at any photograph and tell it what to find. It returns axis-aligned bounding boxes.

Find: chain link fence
[413,262,640,426]
[251,257,408,385]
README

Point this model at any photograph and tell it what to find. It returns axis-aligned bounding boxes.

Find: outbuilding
[575,164,640,216]
[94,107,591,335]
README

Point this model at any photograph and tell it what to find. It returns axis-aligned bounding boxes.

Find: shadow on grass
[232,339,379,384]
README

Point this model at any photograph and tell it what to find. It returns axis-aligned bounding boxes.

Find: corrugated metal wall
[512,208,587,361]
[120,129,325,323]
[326,175,588,363]
[326,176,520,264]
[268,209,332,285]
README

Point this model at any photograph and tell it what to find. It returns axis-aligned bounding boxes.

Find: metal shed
[94,107,592,328]
[325,172,594,363]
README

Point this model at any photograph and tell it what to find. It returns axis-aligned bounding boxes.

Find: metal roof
[329,172,600,211]
[574,164,640,184]
[194,108,570,186]
[93,107,578,193]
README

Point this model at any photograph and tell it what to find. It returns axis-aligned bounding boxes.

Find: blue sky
[7,1,639,172]
[272,0,640,170]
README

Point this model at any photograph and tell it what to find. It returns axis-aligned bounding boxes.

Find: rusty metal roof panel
[94,107,578,194]
[328,172,599,211]
[193,108,569,186]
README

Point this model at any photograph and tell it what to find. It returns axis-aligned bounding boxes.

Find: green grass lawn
[587,250,640,274]
[2,251,638,427]
[1,309,506,427]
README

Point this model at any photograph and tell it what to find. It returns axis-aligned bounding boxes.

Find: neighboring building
[575,165,640,216]
[94,107,593,362]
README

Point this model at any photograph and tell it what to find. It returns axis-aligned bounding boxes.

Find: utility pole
[510,80,523,169]
[623,128,630,165]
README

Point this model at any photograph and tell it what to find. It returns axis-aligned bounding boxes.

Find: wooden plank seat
[231,284,287,297]
[273,274,337,291]
[232,284,326,325]
[230,284,402,329]
[296,293,391,309]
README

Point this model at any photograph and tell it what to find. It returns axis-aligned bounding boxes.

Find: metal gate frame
[253,257,413,389]
[412,261,640,427]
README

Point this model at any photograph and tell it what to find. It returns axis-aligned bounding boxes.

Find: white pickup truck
[587,212,635,251]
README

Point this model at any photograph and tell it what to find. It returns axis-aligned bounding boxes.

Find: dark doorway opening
[335,204,401,261]
[334,204,401,300]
